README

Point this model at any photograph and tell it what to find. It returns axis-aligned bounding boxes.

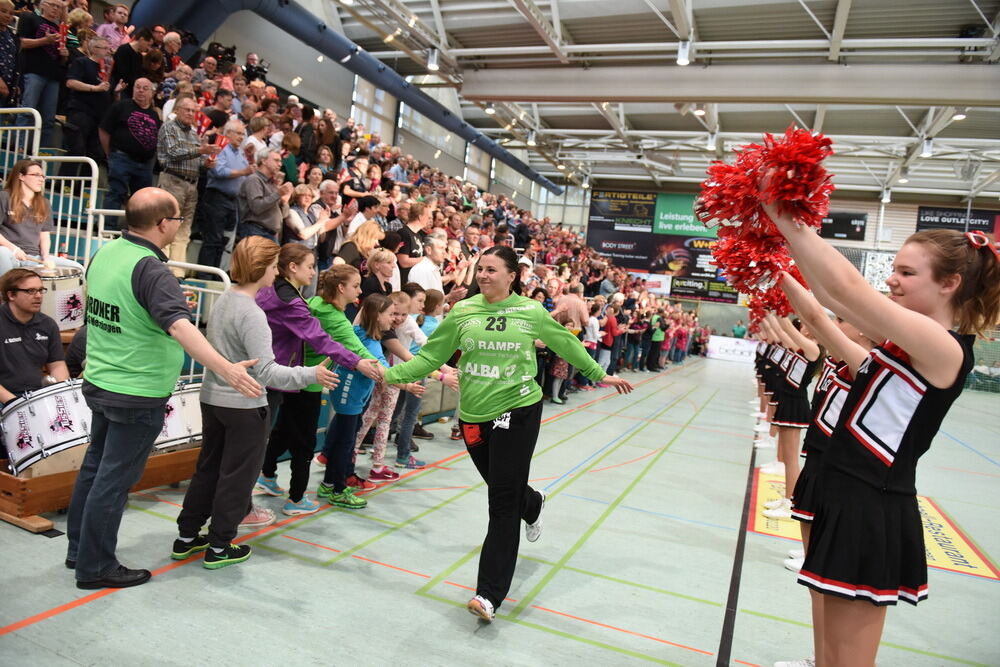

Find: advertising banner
[670,276,740,303]
[820,211,868,241]
[585,227,650,269]
[916,206,999,237]
[706,335,757,363]
[653,193,715,237]
[628,271,672,295]
[588,189,657,232]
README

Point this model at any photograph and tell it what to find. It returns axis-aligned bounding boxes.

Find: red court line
[735,661,762,666]
[282,534,341,553]
[443,580,518,603]
[350,554,431,579]
[530,604,714,656]
[131,491,183,508]
[589,447,663,473]
[936,466,1000,479]
[385,485,472,493]
[586,409,753,440]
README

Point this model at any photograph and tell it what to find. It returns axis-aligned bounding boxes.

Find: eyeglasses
[965,231,1000,263]
[162,216,186,224]
[14,287,48,295]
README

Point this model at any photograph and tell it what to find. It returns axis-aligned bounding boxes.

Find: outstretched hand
[314,358,340,390]
[601,375,634,395]
[356,358,384,382]
[225,359,262,398]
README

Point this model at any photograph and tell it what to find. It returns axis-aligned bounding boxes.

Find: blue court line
[562,492,737,532]
[939,430,1000,468]
[542,415,652,492]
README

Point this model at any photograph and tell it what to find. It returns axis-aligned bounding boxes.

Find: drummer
[0,160,84,276]
[0,268,69,407]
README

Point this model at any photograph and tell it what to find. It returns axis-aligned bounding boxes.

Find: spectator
[551,283,589,331]
[191,56,218,89]
[296,105,317,166]
[95,3,130,52]
[279,130,300,185]
[335,219,384,272]
[161,31,183,76]
[16,0,69,148]
[311,179,347,262]
[231,75,247,114]
[109,26,153,99]
[196,119,252,272]
[346,194,379,238]
[156,94,220,270]
[241,114,271,162]
[340,153,370,207]
[242,51,266,83]
[150,25,166,49]
[0,0,19,108]
[731,319,747,338]
[237,149,292,242]
[396,201,427,284]
[406,236,446,294]
[99,78,160,217]
[64,35,114,165]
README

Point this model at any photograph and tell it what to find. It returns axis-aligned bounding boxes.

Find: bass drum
[152,383,203,454]
[0,380,91,475]
[39,266,85,331]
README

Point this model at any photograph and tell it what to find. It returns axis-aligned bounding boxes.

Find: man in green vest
[66,187,262,590]
[647,308,666,371]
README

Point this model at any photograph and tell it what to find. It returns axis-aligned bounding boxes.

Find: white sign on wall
[706,335,757,363]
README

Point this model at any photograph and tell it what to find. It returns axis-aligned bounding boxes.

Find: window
[351,76,397,140]
[464,143,492,190]
[397,75,466,158]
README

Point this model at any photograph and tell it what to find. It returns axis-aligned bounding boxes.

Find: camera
[205,41,237,67]
[243,61,269,83]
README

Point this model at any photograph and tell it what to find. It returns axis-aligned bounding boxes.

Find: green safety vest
[83,237,184,397]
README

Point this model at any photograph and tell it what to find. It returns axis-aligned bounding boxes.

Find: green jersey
[651,314,665,342]
[384,293,605,422]
[301,296,377,392]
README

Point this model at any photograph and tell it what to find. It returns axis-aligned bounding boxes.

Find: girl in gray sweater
[172,237,340,570]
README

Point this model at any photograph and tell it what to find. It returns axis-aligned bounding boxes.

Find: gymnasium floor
[1,358,998,666]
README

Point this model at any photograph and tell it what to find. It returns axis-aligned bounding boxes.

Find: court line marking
[560,493,738,532]
[0,366,687,639]
[939,429,1000,468]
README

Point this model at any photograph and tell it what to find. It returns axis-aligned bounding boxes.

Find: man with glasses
[196,119,252,273]
[156,95,221,271]
[16,0,69,148]
[66,187,262,589]
[0,268,68,407]
[99,78,161,221]
[236,149,292,242]
[64,35,115,166]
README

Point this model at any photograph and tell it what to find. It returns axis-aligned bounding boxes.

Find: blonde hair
[367,247,395,268]
[346,220,385,257]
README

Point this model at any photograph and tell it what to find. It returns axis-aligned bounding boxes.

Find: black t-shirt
[109,43,143,98]
[100,99,161,161]
[360,273,391,302]
[396,225,423,284]
[339,169,367,206]
[16,13,64,81]
[66,57,110,117]
[0,304,64,395]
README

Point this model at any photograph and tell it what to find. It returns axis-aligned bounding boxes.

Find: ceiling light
[316,55,324,63]
[897,167,909,184]
[527,130,537,147]
[340,0,354,5]
[407,15,417,27]
[484,103,496,115]
[290,77,302,87]
[920,138,933,158]
[677,40,691,66]
[881,189,891,204]
[434,149,441,159]
[557,164,566,170]
[384,28,401,43]
[582,176,591,189]
[427,48,440,72]
[706,132,717,150]
[693,103,706,117]
[951,108,968,121]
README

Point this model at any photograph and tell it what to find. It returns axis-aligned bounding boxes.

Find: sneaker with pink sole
[238,504,275,530]
[369,466,401,482]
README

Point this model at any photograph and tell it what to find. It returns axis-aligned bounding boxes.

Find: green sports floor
[1,358,998,666]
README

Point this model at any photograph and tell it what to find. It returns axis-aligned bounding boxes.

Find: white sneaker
[784,556,805,572]
[238,504,275,530]
[763,497,786,510]
[467,595,495,622]
[763,499,792,519]
[759,461,785,474]
[750,411,767,419]
[774,656,815,667]
[753,423,771,433]
[525,490,546,543]
[754,437,775,449]
[747,399,759,405]
[788,548,805,559]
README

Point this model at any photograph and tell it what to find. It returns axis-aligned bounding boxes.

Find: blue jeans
[236,222,277,243]
[624,342,641,369]
[394,389,422,462]
[105,150,155,217]
[20,73,60,148]
[321,412,362,491]
[196,188,237,272]
[672,347,686,364]
[66,400,167,581]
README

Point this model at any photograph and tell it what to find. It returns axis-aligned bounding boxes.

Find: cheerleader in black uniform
[763,197,1000,667]
[759,315,821,522]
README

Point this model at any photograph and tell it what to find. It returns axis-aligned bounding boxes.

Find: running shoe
[763,497,787,510]
[317,483,337,502]
[750,411,767,419]
[762,499,792,520]
[238,505,275,530]
[467,595,495,622]
[754,436,776,449]
[255,475,285,496]
[369,466,401,482]
[753,423,771,433]
[783,556,804,572]
[282,497,321,516]
[788,548,805,559]
[759,461,785,475]
[203,544,252,570]
[171,535,210,560]
[550,396,565,405]
[450,424,463,440]
[314,452,328,467]
[412,424,435,440]
[774,657,815,667]
[333,488,367,509]
[346,474,376,491]
[525,491,546,543]
[394,455,426,469]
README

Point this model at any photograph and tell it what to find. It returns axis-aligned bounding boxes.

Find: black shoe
[412,424,435,440]
[203,544,252,570]
[409,441,419,452]
[450,425,462,441]
[65,558,75,570]
[171,535,211,560]
[77,565,152,589]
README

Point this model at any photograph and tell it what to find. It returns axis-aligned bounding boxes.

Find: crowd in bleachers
[0,0,718,394]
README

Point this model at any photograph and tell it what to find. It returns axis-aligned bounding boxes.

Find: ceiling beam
[428,0,449,49]
[668,0,693,39]
[507,0,570,64]
[828,0,852,61]
[640,0,682,39]
[592,102,662,184]
[813,104,827,132]
[461,65,1000,106]
[967,166,1000,199]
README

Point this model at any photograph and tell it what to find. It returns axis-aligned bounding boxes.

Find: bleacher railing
[0,107,42,170]
[33,155,99,266]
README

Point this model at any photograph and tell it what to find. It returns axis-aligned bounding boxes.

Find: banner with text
[820,211,868,241]
[916,206,999,237]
